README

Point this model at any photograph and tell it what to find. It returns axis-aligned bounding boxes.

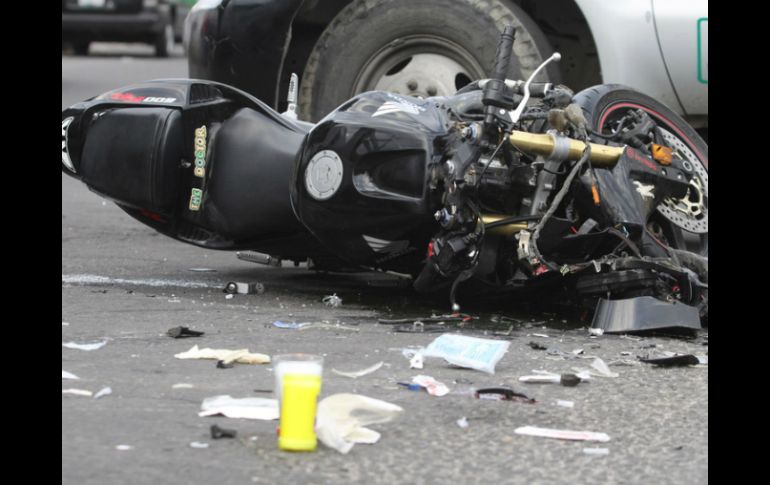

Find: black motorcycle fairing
[61,79,337,259]
[292,91,451,272]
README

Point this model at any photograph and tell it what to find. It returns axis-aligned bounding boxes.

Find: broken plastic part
[322,294,343,308]
[62,341,107,351]
[639,354,700,367]
[331,361,383,379]
[210,424,237,439]
[62,370,79,380]
[412,375,450,396]
[475,387,536,403]
[591,297,701,334]
[167,326,205,338]
[224,281,265,295]
[175,345,270,365]
[199,395,279,420]
[514,426,610,442]
[93,387,112,399]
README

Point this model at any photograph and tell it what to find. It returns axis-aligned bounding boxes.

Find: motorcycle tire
[573,84,708,257]
[299,0,558,122]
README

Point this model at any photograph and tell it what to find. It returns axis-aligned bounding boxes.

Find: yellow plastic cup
[273,354,323,452]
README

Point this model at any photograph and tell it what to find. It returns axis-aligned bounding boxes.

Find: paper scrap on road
[175,345,270,364]
[62,370,79,380]
[94,387,112,399]
[199,395,278,420]
[62,341,107,351]
[62,388,93,397]
[331,361,384,378]
[172,383,194,389]
[412,375,450,396]
[515,426,610,442]
[316,393,403,454]
[583,447,610,455]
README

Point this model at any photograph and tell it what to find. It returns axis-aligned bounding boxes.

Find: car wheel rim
[353,35,486,98]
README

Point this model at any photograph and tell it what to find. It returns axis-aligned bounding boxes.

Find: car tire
[573,84,708,257]
[154,22,174,58]
[299,0,558,122]
[73,41,90,56]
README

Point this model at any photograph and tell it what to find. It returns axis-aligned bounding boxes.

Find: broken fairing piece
[93,387,112,399]
[175,345,270,364]
[167,326,205,338]
[315,393,403,454]
[639,354,701,367]
[331,361,384,378]
[514,426,610,442]
[591,297,701,334]
[323,294,343,308]
[62,388,93,397]
[422,334,510,374]
[210,424,237,439]
[62,370,79,380]
[224,281,265,295]
[62,341,107,351]
[199,395,279,420]
[412,375,450,396]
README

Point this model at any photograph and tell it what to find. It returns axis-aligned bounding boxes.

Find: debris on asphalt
[272,321,312,330]
[62,388,93,397]
[323,294,343,308]
[198,395,279,420]
[216,360,234,369]
[224,281,265,295]
[62,370,79,380]
[189,442,210,449]
[315,393,403,454]
[412,375,450,396]
[167,326,205,338]
[456,417,469,428]
[172,383,194,389]
[210,424,237,439]
[519,371,590,386]
[394,322,447,333]
[62,321,70,326]
[115,445,134,451]
[514,426,611,442]
[62,340,107,351]
[588,328,604,337]
[422,334,510,374]
[589,358,619,378]
[591,296,701,334]
[639,354,701,367]
[175,345,270,365]
[583,447,610,456]
[378,314,472,324]
[529,341,548,351]
[532,333,550,338]
[225,294,234,300]
[475,387,536,403]
[331,361,384,379]
[94,387,112,399]
[555,400,575,408]
[188,268,217,272]
[401,348,425,369]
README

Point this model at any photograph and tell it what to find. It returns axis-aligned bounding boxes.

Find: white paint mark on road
[62,274,217,289]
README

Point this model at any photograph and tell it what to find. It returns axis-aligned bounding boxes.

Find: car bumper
[62,11,168,41]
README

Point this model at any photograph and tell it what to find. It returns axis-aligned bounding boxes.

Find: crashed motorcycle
[61,27,707,331]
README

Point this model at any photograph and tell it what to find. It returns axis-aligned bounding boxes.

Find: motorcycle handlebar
[492,26,516,81]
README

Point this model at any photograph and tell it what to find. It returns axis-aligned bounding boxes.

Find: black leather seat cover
[79,107,183,214]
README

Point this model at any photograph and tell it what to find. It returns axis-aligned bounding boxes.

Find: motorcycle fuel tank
[292,91,451,273]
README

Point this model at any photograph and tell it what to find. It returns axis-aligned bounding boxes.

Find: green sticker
[697,18,708,84]
[189,188,203,211]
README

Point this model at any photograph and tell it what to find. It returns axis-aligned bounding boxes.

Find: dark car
[184,0,707,127]
[62,0,191,57]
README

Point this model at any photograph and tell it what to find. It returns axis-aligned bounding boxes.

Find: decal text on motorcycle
[109,93,177,104]
[193,126,207,178]
[189,188,203,211]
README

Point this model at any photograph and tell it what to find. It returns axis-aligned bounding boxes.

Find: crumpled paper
[174,345,270,364]
[315,393,403,454]
[199,395,278,420]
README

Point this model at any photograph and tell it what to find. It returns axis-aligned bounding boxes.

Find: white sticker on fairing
[363,235,409,254]
[372,94,426,118]
[62,117,75,173]
[633,181,655,200]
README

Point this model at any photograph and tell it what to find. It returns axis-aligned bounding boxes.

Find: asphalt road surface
[62,46,708,485]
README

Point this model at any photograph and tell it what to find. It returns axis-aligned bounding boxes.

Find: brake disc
[656,128,708,234]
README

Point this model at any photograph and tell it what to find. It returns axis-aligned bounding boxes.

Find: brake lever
[508,52,561,125]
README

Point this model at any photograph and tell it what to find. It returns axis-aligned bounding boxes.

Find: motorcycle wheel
[299,0,558,122]
[573,84,708,257]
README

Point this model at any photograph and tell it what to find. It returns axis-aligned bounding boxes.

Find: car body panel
[652,0,708,115]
